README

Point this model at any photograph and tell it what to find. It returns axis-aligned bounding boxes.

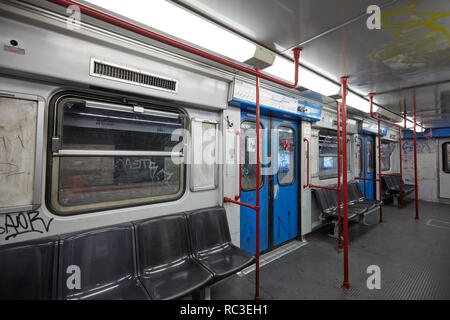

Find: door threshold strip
[237,240,308,277]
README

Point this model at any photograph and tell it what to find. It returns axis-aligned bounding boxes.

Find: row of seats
[0,207,254,300]
[313,181,382,221]
[381,175,415,198]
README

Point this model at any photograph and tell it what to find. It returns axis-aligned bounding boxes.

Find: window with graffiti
[50,98,185,214]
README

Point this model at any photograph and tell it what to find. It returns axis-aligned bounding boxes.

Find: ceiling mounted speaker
[244,45,276,70]
[375,107,403,123]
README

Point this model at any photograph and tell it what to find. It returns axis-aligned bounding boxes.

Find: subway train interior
[0,0,449,303]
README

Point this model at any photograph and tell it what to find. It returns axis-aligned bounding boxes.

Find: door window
[241,120,264,191]
[277,126,295,186]
[366,139,374,173]
[443,142,450,173]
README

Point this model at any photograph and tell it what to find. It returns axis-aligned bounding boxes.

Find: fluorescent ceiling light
[265,57,340,96]
[345,92,378,113]
[85,1,344,99]
[85,0,256,62]
[396,117,422,131]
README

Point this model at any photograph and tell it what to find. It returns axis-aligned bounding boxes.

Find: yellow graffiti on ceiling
[369,4,450,70]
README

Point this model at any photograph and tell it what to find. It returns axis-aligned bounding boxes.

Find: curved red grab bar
[234,130,242,201]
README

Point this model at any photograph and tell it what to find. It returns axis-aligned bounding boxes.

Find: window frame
[47,92,187,216]
[190,117,219,192]
[443,142,450,173]
[277,125,296,186]
[318,130,352,180]
[366,139,374,174]
[380,141,393,172]
[240,119,265,192]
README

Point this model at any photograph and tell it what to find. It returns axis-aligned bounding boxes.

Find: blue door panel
[359,134,375,200]
[240,113,299,254]
[240,113,269,254]
[272,119,298,246]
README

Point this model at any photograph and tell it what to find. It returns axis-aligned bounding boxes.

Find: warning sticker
[4,45,25,55]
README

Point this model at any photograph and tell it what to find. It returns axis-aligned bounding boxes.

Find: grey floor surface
[211,200,450,300]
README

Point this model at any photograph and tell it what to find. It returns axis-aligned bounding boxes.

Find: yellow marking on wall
[369,4,450,70]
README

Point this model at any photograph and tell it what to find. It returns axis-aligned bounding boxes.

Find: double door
[358,134,376,199]
[239,112,299,254]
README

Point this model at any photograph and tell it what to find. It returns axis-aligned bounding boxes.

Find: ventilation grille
[90,59,177,93]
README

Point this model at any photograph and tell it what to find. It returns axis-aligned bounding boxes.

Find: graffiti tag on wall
[0,211,53,241]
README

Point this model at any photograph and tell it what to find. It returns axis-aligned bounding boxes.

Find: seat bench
[58,223,150,300]
[134,207,253,300]
[382,175,415,204]
[186,207,255,281]
[0,207,249,300]
[312,181,382,237]
[0,238,58,300]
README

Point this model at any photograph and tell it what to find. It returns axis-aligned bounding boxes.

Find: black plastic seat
[0,238,57,300]
[382,175,414,196]
[392,176,415,195]
[135,214,213,300]
[313,187,362,220]
[186,207,255,280]
[337,186,369,214]
[58,223,149,300]
[349,182,382,210]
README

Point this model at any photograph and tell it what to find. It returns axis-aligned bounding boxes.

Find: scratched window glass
[240,121,264,191]
[277,126,295,186]
[58,156,181,206]
[381,141,395,171]
[367,140,374,174]
[318,131,351,179]
[51,99,185,214]
[318,133,338,179]
[61,102,183,151]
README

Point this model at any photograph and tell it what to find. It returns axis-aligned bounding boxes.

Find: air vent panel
[90,59,177,93]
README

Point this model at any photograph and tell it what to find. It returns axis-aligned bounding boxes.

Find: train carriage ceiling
[171,0,450,128]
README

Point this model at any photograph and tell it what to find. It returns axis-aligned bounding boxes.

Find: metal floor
[211,200,450,300]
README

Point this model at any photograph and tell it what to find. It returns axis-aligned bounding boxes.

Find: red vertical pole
[413,90,419,220]
[340,76,350,290]
[404,99,407,129]
[337,101,342,250]
[255,70,261,300]
[377,120,383,223]
[399,127,403,208]
[363,136,366,197]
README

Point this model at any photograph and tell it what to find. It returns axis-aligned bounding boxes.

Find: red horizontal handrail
[369,94,405,130]
[355,177,380,182]
[223,197,259,210]
[308,184,340,191]
[369,94,424,130]
[48,0,302,88]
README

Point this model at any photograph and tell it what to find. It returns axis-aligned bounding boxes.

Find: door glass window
[380,141,395,171]
[366,139,374,173]
[278,126,295,186]
[241,120,264,191]
[443,142,450,173]
[357,138,362,176]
